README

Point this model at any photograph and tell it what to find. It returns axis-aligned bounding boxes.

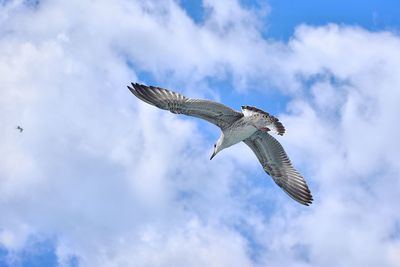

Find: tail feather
[241,105,285,136]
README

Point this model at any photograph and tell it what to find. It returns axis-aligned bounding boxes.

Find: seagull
[16,126,23,132]
[128,83,313,206]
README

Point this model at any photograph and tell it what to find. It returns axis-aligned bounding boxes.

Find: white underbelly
[223,124,257,147]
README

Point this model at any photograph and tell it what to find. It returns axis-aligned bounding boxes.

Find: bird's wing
[128,83,243,129]
[244,131,313,205]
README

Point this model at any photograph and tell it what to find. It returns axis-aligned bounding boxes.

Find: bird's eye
[214,144,216,148]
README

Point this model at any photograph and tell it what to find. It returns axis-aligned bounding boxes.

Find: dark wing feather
[128,83,243,129]
[244,131,313,206]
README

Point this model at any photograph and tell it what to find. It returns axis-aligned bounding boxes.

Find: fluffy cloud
[260,25,400,267]
[1,0,399,267]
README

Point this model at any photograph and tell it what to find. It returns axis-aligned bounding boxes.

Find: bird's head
[210,137,224,160]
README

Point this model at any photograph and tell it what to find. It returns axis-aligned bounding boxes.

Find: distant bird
[16,126,23,132]
[128,83,313,206]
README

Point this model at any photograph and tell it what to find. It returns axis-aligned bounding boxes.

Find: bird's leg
[251,123,270,133]
[259,127,270,132]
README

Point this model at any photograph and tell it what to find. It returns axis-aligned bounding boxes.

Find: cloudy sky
[1,0,400,266]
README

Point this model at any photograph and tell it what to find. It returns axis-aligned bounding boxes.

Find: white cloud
[1,1,400,267]
[261,25,400,267]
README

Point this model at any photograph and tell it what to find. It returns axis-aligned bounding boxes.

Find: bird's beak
[210,150,216,160]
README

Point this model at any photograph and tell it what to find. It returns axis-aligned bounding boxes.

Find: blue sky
[1,0,400,266]
[263,0,400,39]
[181,0,400,39]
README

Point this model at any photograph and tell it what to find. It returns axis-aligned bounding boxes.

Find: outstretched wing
[128,83,243,129]
[244,131,313,206]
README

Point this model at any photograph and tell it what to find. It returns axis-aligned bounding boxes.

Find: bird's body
[222,119,258,149]
[16,126,23,132]
[128,83,313,205]
[220,105,286,149]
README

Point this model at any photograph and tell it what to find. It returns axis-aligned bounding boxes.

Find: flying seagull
[16,126,23,132]
[128,83,313,206]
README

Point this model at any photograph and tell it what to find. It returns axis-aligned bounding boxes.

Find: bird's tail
[241,105,285,136]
